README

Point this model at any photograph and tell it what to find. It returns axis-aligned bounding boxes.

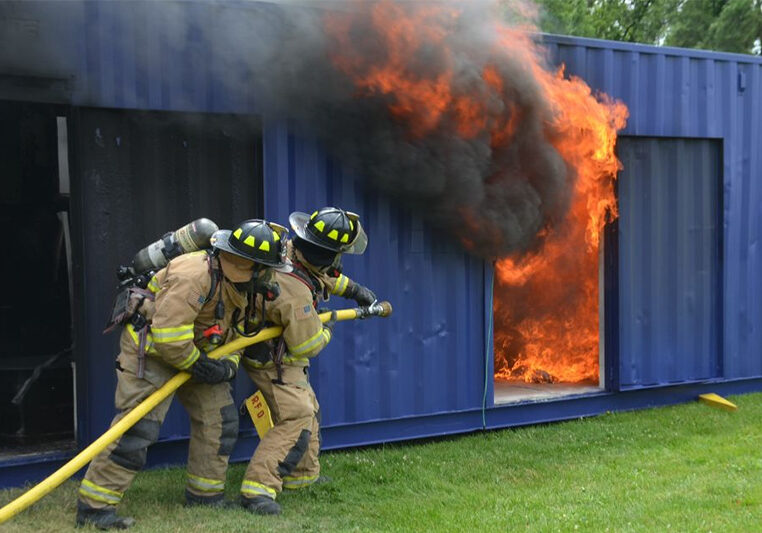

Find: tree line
[535,0,762,55]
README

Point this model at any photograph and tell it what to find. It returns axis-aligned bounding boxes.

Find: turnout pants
[241,365,320,500]
[78,350,238,509]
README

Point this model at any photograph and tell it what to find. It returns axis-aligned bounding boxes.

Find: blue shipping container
[0,2,761,488]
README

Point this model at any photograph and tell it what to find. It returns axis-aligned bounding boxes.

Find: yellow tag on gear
[245,390,274,438]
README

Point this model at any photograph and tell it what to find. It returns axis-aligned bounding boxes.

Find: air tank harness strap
[269,263,320,385]
[231,291,263,339]
[206,250,224,320]
[161,231,184,262]
[287,261,321,308]
[128,288,155,379]
[272,337,287,385]
[247,291,286,384]
[293,258,331,301]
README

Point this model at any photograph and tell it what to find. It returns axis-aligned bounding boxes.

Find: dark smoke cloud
[0,0,573,259]
[211,0,572,259]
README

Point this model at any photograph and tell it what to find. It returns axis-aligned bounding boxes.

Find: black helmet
[210,219,289,267]
[289,207,368,254]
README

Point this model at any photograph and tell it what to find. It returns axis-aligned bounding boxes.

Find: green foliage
[2,393,762,531]
[665,0,725,47]
[701,0,762,53]
[535,0,762,55]
[538,0,679,43]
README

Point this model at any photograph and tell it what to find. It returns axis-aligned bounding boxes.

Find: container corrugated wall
[543,35,762,387]
[262,122,487,434]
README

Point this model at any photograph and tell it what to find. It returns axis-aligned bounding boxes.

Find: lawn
[2,393,761,532]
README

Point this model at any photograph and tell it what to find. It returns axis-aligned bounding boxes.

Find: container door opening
[0,101,76,456]
[493,237,605,404]
[492,152,612,403]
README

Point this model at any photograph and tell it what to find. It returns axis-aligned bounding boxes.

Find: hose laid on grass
[0,302,392,524]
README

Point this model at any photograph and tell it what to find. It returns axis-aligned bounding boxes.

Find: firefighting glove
[345,283,376,307]
[190,353,237,384]
[323,310,338,333]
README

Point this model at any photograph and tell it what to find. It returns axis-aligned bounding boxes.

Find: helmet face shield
[268,222,290,266]
[342,212,367,254]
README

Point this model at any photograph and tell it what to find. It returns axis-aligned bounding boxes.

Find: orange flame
[493,28,627,384]
[325,1,628,385]
[326,3,460,138]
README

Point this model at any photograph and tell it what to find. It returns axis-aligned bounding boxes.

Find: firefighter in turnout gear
[293,208,375,307]
[76,219,289,530]
[239,207,373,516]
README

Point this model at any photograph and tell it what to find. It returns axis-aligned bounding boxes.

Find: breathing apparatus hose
[0,302,392,525]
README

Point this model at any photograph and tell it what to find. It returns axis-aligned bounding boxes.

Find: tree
[696,0,762,54]
[534,0,762,55]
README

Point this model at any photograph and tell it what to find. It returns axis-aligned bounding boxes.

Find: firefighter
[76,219,289,530]
[288,208,376,309]
[239,207,373,515]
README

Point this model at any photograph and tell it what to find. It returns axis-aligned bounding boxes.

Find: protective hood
[217,251,256,283]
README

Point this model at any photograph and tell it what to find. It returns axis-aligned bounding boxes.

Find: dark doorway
[0,101,75,456]
[69,108,263,444]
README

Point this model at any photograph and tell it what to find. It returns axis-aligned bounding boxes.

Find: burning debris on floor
[511,367,557,384]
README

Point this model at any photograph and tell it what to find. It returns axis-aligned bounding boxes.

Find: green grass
[2,393,762,532]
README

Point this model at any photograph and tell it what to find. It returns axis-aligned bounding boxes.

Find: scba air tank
[132,218,219,274]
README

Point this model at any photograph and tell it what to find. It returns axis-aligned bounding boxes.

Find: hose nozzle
[359,301,392,319]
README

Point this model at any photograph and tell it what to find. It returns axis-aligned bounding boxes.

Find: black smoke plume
[0,0,573,259]
[217,0,572,259]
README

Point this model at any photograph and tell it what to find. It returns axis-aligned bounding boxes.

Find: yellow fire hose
[0,302,392,524]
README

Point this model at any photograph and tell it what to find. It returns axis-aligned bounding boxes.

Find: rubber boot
[240,495,282,515]
[184,489,229,508]
[75,501,135,530]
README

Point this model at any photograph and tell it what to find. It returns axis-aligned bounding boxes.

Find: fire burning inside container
[493,60,628,387]
[318,1,627,394]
